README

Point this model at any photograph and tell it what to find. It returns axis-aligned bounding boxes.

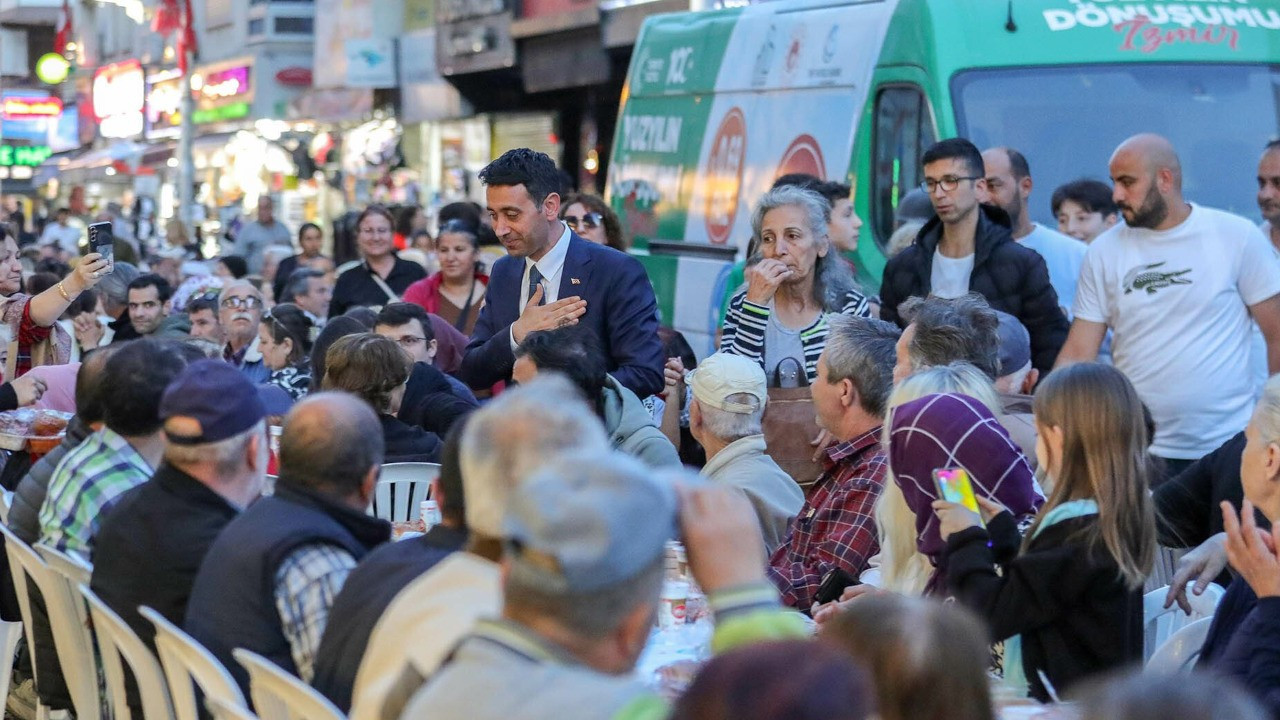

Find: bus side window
[871,85,936,250]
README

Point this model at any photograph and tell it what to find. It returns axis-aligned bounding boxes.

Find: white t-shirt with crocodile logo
[1074,204,1280,459]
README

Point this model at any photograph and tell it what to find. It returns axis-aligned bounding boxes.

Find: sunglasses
[562,212,602,232]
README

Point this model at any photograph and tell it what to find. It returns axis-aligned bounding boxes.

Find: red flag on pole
[176,0,198,74]
[53,0,72,56]
[152,0,180,35]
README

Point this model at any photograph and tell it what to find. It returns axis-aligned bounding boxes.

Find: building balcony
[0,0,60,26]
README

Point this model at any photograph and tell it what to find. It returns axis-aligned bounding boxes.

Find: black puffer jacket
[880,205,1069,374]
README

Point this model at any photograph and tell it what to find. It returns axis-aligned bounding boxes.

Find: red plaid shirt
[767,426,886,610]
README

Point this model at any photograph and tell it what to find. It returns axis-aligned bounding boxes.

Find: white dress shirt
[509,222,573,349]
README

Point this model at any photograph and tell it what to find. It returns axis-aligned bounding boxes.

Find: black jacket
[184,483,390,697]
[311,524,467,711]
[90,463,240,715]
[399,362,477,438]
[1199,576,1280,714]
[880,206,1070,374]
[944,511,1143,702]
[380,414,442,464]
[1155,431,1269,548]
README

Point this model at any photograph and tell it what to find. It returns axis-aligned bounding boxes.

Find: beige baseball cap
[688,352,767,414]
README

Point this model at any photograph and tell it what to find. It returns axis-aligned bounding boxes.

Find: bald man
[1057,133,1280,481]
[184,393,390,695]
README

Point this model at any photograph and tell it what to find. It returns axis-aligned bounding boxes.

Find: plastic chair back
[208,697,261,720]
[140,606,247,720]
[370,462,440,522]
[79,585,176,720]
[1143,582,1225,660]
[232,648,345,720]
[1146,616,1214,673]
[0,524,57,720]
[34,544,99,720]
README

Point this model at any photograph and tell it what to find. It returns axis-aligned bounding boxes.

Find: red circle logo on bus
[704,108,748,245]
[776,134,826,181]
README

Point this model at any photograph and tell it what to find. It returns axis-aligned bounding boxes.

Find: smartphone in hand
[933,467,984,526]
[87,221,114,273]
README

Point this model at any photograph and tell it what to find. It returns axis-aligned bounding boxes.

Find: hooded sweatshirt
[600,375,680,468]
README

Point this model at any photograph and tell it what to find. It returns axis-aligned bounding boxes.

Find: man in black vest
[183,392,390,695]
[311,425,468,711]
[91,359,278,716]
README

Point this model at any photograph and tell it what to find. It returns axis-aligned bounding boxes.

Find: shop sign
[0,145,52,167]
[146,70,184,136]
[521,0,593,19]
[93,60,146,139]
[191,101,250,124]
[196,65,251,102]
[3,96,62,121]
[345,38,398,87]
[276,67,313,87]
[439,0,507,23]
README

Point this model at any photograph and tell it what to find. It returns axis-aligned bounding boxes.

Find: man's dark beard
[1124,184,1168,229]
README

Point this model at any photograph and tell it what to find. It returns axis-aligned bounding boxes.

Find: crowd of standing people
[0,134,1276,720]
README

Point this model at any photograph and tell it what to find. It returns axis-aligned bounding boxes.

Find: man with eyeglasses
[375,303,477,437]
[218,280,270,384]
[880,138,1068,376]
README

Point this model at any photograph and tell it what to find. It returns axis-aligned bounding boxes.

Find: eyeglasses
[221,295,263,310]
[562,212,602,231]
[921,176,981,193]
[392,335,426,348]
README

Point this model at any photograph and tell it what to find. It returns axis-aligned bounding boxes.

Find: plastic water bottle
[420,499,442,530]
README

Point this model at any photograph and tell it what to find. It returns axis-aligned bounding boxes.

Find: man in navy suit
[458,149,665,398]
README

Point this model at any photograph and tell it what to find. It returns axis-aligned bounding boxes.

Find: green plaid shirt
[39,428,155,558]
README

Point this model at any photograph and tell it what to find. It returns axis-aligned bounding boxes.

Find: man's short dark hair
[280,268,324,304]
[279,394,385,497]
[771,173,821,192]
[515,326,608,410]
[128,273,173,303]
[478,148,562,206]
[437,422,466,525]
[187,294,219,316]
[75,345,119,425]
[1003,148,1031,180]
[1050,178,1119,217]
[812,180,852,206]
[100,338,189,435]
[922,138,985,178]
[376,302,435,342]
[899,294,1000,380]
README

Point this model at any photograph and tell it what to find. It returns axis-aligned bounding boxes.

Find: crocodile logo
[1123,262,1192,295]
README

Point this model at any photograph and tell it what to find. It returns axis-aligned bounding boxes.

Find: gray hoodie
[600,375,680,469]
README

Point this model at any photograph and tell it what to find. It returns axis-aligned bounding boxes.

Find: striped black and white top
[720,289,873,385]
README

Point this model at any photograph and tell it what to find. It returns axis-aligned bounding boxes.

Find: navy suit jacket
[459,232,665,398]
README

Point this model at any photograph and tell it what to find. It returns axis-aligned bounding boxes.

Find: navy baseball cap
[994,310,1032,376]
[160,360,277,444]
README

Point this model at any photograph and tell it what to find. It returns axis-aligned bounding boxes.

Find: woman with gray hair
[721,185,871,387]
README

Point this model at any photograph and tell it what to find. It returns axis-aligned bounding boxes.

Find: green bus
[607,0,1280,354]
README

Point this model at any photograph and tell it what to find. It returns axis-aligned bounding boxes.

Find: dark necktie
[528,265,545,306]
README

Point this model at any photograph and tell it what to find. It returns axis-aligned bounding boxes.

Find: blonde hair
[1030,363,1155,589]
[877,363,1001,593]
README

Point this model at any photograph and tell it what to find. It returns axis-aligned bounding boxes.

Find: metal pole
[177,50,196,244]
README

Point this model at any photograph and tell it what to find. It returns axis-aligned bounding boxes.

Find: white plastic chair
[1147,616,1214,673]
[1143,582,1225,660]
[232,648,345,720]
[79,585,176,720]
[0,524,58,720]
[370,462,440,522]
[208,697,261,720]
[140,606,247,720]
[31,544,99,720]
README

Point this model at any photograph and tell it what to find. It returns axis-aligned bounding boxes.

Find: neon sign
[2,96,62,121]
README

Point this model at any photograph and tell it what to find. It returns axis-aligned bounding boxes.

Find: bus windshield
[952,63,1280,226]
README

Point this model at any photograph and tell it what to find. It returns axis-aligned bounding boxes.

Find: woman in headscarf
[885,392,1043,595]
